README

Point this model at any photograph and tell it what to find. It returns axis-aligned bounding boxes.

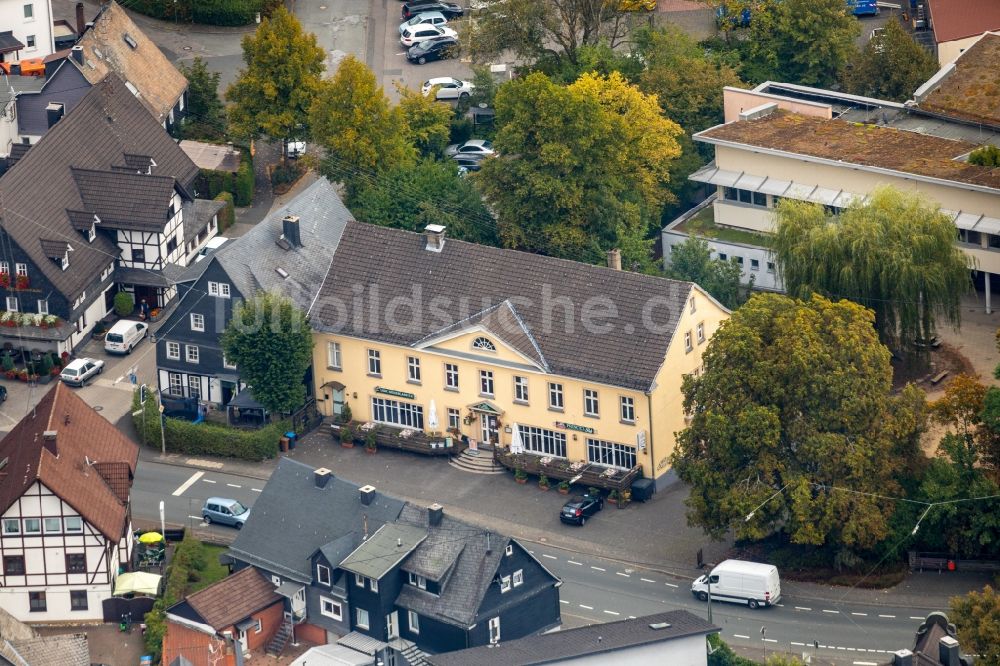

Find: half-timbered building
[0,382,139,622]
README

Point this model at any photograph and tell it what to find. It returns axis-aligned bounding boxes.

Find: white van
[105,319,148,355]
[691,559,781,609]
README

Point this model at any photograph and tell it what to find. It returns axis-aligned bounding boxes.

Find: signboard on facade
[554,421,595,435]
[637,430,647,452]
[375,386,415,400]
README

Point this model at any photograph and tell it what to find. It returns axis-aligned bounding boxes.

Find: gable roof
[0,383,138,541]
[0,74,199,300]
[227,458,405,582]
[72,1,187,123]
[426,610,718,665]
[927,0,1000,43]
[71,167,178,230]
[339,523,427,580]
[167,567,281,631]
[313,222,697,392]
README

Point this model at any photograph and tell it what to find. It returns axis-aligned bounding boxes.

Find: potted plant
[618,489,631,509]
[15,275,29,290]
[557,480,570,495]
[538,474,550,491]
[340,403,353,425]
[608,489,619,505]
[514,468,527,484]
[339,424,355,448]
[38,355,53,384]
[364,429,377,454]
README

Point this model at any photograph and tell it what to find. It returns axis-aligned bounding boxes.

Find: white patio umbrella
[509,422,524,454]
[428,399,439,430]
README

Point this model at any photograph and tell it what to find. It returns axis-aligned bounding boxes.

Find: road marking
[172,471,204,496]
[603,610,620,616]
[854,662,878,666]
[560,600,569,605]
[878,614,895,619]
[542,554,557,560]
[791,642,805,647]
[795,606,812,611]
[227,483,242,488]
[640,578,656,583]
[567,561,582,566]
[579,604,593,610]
[764,639,776,643]
[252,488,262,493]
[823,609,840,614]
[615,572,630,578]
[591,566,605,572]
[665,582,678,588]
[775,603,784,607]
[187,515,203,521]
[185,458,224,469]
[734,634,750,639]
[202,479,216,484]
[909,616,923,620]
[851,612,868,616]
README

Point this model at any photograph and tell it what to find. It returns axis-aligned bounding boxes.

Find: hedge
[127,0,282,26]
[215,191,235,232]
[143,535,214,663]
[234,157,254,207]
[196,167,236,200]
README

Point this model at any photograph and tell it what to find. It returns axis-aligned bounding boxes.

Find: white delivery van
[691,559,781,609]
[105,319,148,355]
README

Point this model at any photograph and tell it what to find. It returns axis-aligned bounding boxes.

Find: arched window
[472,337,496,352]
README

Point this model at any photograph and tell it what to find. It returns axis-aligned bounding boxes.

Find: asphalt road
[132,459,924,663]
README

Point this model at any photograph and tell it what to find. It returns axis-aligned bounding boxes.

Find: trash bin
[285,431,297,450]
[279,436,289,453]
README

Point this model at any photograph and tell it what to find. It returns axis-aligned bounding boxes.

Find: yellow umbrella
[137,532,163,544]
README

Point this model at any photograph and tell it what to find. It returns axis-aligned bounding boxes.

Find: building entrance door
[386,611,398,639]
[332,388,345,418]
[480,414,499,450]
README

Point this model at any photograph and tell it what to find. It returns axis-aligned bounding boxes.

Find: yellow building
[310,222,729,489]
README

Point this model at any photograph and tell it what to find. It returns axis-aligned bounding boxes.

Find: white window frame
[407,356,421,382]
[479,369,494,396]
[25,34,35,49]
[620,396,635,423]
[408,609,420,634]
[320,597,343,620]
[254,618,262,634]
[23,518,40,534]
[370,578,379,592]
[684,331,693,353]
[208,282,231,298]
[168,372,183,396]
[548,382,563,410]
[24,3,34,20]
[408,571,427,590]
[587,437,638,470]
[316,564,331,585]
[190,313,205,332]
[43,517,61,533]
[185,345,200,363]
[64,516,82,533]
[36,299,48,315]
[447,408,460,431]
[355,573,365,588]
[327,342,342,370]
[371,397,424,429]
[512,569,523,587]
[367,349,381,376]
[472,336,496,352]
[500,576,511,593]
[444,363,459,389]
[517,424,567,458]
[0,261,8,275]
[6,297,18,312]
[356,607,369,630]
[2,518,20,535]
[15,263,27,277]
[584,388,599,417]
[514,376,528,403]
[166,341,180,360]
[188,376,201,400]
[697,322,705,344]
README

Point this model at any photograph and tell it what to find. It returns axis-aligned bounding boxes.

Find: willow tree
[771,186,971,351]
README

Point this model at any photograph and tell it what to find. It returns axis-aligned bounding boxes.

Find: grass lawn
[190,543,230,593]
[674,206,769,247]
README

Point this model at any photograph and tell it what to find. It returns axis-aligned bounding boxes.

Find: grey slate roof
[71,168,176,230]
[228,458,404,582]
[214,178,352,313]
[314,222,698,391]
[183,199,226,245]
[0,74,200,300]
[0,605,88,666]
[0,32,23,53]
[426,610,719,665]
[339,523,427,580]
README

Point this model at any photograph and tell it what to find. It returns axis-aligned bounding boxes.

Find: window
[371,397,424,429]
[327,342,342,369]
[0,261,7,274]
[65,553,87,573]
[88,225,96,242]
[717,252,727,261]
[207,282,230,298]
[447,408,460,431]
[190,313,204,332]
[186,345,199,363]
[23,518,40,534]
[689,296,696,314]
[2,518,20,534]
[408,610,420,634]
[408,572,427,590]
[132,249,145,264]
[444,363,459,390]
[165,341,179,361]
[548,383,563,410]
[70,591,88,611]
[254,618,262,634]
[188,375,201,400]
[500,576,511,593]
[620,396,636,423]
[166,235,178,255]
[752,191,766,207]
[355,574,365,587]
[512,569,523,587]
[356,608,369,629]
[767,262,776,274]
[479,370,494,396]
[3,555,25,575]
[316,563,331,585]
[15,263,26,277]
[734,256,744,266]
[684,332,693,353]
[514,376,528,403]
[24,4,33,19]
[587,438,637,470]
[223,353,237,369]
[505,544,513,556]
[36,299,48,315]
[517,425,567,458]
[28,592,45,613]
[584,389,599,417]
[44,517,60,533]
[750,259,760,271]
[407,356,421,382]
[367,349,381,376]
[26,35,35,49]
[472,336,496,352]
[370,578,378,592]
[320,597,342,620]
[6,297,18,312]
[168,372,183,396]
[64,516,82,533]
[697,322,705,344]
[271,575,281,586]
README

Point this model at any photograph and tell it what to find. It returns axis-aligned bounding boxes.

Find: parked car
[399,11,448,34]
[202,497,251,529]
[560,493,603,526]
[402,1,463,19]
[401,24,457,48]
[59,358,105,387]
[105,319,148,355]
[286,140,307,159]
[445,139,495,158]
[406,36,459,65]
[453,156,483,172]
[422,77,474,100]
[691,560,781,609]
[0,385,8,402]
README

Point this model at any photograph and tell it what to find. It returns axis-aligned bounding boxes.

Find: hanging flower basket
[15,275,29,290]
[0,273,9,288]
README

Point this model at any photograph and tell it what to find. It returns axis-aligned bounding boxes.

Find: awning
[323,380,347,391]
[274,581,304,599]
[688,164,742,187]
[832,190,866,208]
[974,216,1000,235]
[0,32,24,54]
[235,617,257,631]
[757,177,791,196]
[804,187,841,206]
[953,211,983,231]
[218,373,239,383]
[228,390,265,411]
[114,571,162,596]
[337,632,388,657]
[732,173,766,191]
[784,182,819,200]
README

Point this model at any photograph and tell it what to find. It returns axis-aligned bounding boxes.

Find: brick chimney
[606,249,621,271]
[281,215,301,248]
[42,430,57,457]
[70,45,84,66]
[424,224,446,253]
[75,2,86,35]
[314,467,332,489]
[359,485,376,506]
[428,503,443,527]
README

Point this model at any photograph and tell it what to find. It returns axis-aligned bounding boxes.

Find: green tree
[841,19,938,102]
[396,84,453,157]
[113,291,135,318]
[671,293,926,557]
[225,7,325,151]
[178,57,226,141]
[220,292,313,414]
[666,236,745,309]
[951,586,1000,663]
[477,71,682,262]
[310,55,413,192]
[771,186,971,352]
[970,144,1000,167]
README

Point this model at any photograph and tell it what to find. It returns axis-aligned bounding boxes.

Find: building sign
[375,386,415,400]
[554,421,595,435]
[636,430,647,452]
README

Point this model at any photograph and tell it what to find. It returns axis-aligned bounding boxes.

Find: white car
[399,11,448,35]
[60,358,105,387]
[421,77,475,101]
[400,24,457,48]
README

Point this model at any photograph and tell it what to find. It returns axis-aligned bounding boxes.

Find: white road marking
[909,616,923,620]
[764,639,777,643]
[665,582,678,588]
[187,515,203,521]
[172,471,204,496]
[851,612,868,616]
[795,606,812,611]
[823,609,840,614]
[878,614,895,619]
[615,572,630,577]
[591,566,605,572]
[185,458,224,469]
[579,604,593,610]
[640,578,656,583]
[603,610,620,616]
[791,642,805,647]
[567,560,582,566]
[203,479,216,484]
[252,488,262,493]
[560,600,569,605]
[542,554,557,560]
[854,662,879,666]
[734,634,750,639]
[227,483,241,488]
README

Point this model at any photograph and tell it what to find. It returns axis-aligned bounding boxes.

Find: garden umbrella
[428,399,439,430]
[137,531,163,544]
[510,422,524,454]
[114,572,162,596]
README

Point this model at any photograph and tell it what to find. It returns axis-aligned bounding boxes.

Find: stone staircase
[393,638,430,666]
[266,619,292,656]
[448,449,506,475]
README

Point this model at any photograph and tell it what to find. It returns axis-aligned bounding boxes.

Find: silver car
[399,11,447,34]
[444,139,495,158]
[59,358,105,386]
[202,497,251,530]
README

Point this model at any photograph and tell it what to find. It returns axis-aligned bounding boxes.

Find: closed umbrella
[137,531,163,545]
[510,422,524,454]
[428,399,439,430]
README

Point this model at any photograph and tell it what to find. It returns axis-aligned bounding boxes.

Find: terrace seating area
[332,421,469,456]
[493,447,642,493]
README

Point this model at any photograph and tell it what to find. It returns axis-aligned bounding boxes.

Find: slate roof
[180,140,242,173]
[0,74,199,301]
[228,458,405,582]
[927,0,1000,43]
[167,567,281,631]
[339,523,427,580]
[0,383,138,542]
[72,1,187,123]
[183,199,226,246]
[314,222,697,391]
[426,610,719,665]
[0,634,89,666]
[0,32,23,54]
[212,177,352,313]
[38,240,69,259]
[72,168,177,230]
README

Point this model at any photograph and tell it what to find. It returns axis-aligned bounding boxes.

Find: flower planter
[515,477,527,484]
[538,484,550,491]
[365,447,377,455]
[341,441,355,449]
[557,487,570,495]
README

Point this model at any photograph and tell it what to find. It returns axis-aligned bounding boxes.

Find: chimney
[75,2,86,35]
[359,485,376,506]
[42,430,57,456]
[424,224,446,253]
[892,650,913,666]
[939,636,960,666]
[46,103,64,128]
[71,45,84,66]
[314,467,332,489]
[428,503,443,527]
[281,215,301,248]
[606,249,621,271]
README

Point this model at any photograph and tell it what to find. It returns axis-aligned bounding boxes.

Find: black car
[560,494,604,526]
[406,36,459,65]
[0,385,6,402]
[402,2,464,19]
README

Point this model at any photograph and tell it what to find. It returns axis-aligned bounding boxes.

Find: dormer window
[472,337,496,352]
[407,572,427,590]
[87,224,96,242]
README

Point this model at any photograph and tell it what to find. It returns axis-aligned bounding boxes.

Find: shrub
[1,355,12,372]
[39,354,52,376]
[234,157,254,206]
[270,161,303,188]
[144,534,208,662]
[514,468,527,481]
[113,291,134,317]
[365,428,378,450]
[197,167,236,199]
[339,424,353,444]
[214,191,235,232]
[970,144,1000,167]
[341,403,353,423]
[538,474,550,488]
[128,0,282,26]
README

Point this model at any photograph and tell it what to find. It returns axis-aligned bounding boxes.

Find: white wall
[68,283,113,352]
[663,231,783,292]
[554,633,709,665]
[0,0,56,59]
[0,99,18,157]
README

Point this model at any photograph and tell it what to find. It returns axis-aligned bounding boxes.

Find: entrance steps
[448,449,506,475]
